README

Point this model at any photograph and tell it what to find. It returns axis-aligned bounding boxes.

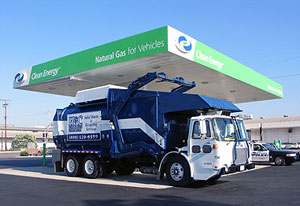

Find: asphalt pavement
[0,152,299,206]
[0,151,52,168]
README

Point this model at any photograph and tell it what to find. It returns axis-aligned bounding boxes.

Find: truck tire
[83,155,104,178]
[274,156,285,166]
[166,156,192,187]
[65,155,83,177]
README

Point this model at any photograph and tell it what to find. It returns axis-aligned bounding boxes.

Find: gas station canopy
[13,26,283,103]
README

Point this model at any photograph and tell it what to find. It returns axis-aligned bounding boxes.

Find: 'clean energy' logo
[15,72,25,84]
[175,36,192,53]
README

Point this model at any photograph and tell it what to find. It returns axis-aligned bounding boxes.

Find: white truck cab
[189,115,251,177]
[161,115,254,186]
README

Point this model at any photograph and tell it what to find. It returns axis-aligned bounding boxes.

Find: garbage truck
[52,72,254,186]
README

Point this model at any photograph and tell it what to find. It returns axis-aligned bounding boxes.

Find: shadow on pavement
[9,165,228,188]
[188,180,228,188]
[9,165,229,188]
[83,195,231,206]
[10,165,171,186]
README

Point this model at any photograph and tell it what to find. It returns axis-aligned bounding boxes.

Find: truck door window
[236,119,248,140]
[206,120,211,137]
[192,121,201,139]
[192,120,211,139]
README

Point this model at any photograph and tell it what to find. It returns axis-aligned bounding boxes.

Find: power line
[267,56,300,66]
[270,73,300,79]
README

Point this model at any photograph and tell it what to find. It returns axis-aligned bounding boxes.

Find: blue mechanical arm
[111,72,195,152]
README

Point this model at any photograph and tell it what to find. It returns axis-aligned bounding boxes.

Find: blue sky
[0,0,299,127]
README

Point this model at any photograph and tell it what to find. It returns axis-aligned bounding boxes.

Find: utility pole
[0,99,10,151]
[1,130,3,151]
[259,122,263,142]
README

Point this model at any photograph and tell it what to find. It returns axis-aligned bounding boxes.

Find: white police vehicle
[251,142,299,166]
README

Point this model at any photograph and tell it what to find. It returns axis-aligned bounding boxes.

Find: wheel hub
[170,162,184,181]
[67,159,75,173]
[85,160,95,175]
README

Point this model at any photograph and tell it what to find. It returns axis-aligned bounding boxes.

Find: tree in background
[11,134,37,150]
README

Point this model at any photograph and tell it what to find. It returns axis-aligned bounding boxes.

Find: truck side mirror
[200,120,207,136]
[229,124,234,134]
[225,124,235,139]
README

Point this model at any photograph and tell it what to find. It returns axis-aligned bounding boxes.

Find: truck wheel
[166,156,191,187]
[83,155,104,178]
[65,155,83,177]
[274,156,285,166]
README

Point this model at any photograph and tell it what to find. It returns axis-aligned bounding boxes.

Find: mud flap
[54,161,64,172]
[52,149,64,172]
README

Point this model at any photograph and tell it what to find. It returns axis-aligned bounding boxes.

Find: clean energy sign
[28,27,168,85]
[167,27,283,98]
[14,26,283,99]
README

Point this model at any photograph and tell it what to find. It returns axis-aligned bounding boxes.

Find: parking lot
[0,152,299,206]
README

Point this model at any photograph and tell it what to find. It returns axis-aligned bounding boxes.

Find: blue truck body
[53,88,240,159]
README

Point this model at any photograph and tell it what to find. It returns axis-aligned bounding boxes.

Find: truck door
[190,119,212,153]
[252,144,269,161]
[189,119,215,179]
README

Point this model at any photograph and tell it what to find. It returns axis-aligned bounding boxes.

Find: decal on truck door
[67,111,101,141]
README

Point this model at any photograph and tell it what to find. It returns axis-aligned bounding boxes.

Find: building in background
[244,116,300,143]
[0,125,54,151]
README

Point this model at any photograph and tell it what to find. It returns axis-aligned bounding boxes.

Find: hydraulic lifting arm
[111,72,195,151]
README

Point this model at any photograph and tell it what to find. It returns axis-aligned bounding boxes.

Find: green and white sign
[167,26,283,98]
[14,26,283,99]
[29,27,168,85]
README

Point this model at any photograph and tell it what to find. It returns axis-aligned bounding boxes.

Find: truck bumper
[223,163,255,174]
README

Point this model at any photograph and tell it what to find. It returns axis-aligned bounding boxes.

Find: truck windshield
[212,118,237,141]
[236,119,249,140]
